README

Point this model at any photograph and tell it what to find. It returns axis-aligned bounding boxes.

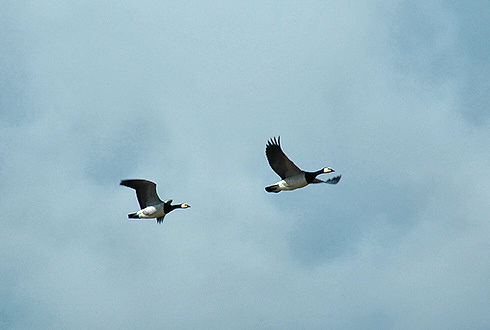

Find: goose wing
[325,175,342,185]
[265,136,303,179]
[120,179,163,208]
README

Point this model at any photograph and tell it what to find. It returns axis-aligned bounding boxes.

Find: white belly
[277,174,308,191]
[136,204,165,218]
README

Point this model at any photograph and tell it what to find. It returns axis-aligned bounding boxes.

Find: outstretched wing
[324,175,341,185]
[157,215,165,224]
[265,136,303,179]
[120,179,163,208]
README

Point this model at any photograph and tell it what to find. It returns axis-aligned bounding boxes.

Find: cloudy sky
[1,1,489,329]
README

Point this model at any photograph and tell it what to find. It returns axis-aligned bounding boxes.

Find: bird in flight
[265,136,341,193]
[120,179,190,224]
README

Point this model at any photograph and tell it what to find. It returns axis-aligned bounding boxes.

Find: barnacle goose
[265,136,341,193]
[120,179,190,224]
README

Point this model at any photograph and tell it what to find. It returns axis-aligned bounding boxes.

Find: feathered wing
[325,175,342,185]
[120,179,163,208]
[265,136,303,179]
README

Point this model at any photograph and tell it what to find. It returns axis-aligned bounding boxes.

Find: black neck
[304,169,324,183]
[164,203,181,213]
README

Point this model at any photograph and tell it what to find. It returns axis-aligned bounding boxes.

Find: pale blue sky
[1,1,489,329]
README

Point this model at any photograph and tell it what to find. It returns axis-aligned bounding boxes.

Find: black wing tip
[325,175,342,185]
[266,136,281,148]
[120,179,137,187]
[119,179,131,186]
[120,179,154,186]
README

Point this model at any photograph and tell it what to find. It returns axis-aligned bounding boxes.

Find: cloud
[1,1,489,329]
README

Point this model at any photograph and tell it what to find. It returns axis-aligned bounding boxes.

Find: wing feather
[324,175,341,185]
[265,136,303,179]
[120,179,163,208]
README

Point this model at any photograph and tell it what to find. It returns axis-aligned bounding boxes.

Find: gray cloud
[1,1,489,329]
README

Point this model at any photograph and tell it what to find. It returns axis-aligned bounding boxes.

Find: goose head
[323,167,335,173]
[180,203,191,209]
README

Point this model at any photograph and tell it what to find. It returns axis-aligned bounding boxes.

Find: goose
[120,179,190,224]
[265,136,341,193]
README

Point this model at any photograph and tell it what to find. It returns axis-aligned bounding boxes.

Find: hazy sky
[1,1,489,329]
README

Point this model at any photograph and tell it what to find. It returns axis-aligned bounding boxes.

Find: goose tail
[128,213,139,218]
[265,185,281,193]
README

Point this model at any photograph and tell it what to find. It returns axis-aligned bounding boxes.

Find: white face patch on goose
[323,167,334,173]
[181,203,190,208]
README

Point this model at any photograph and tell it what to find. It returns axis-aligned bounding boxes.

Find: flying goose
[265,136,341,193]
[120,179,190,224]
